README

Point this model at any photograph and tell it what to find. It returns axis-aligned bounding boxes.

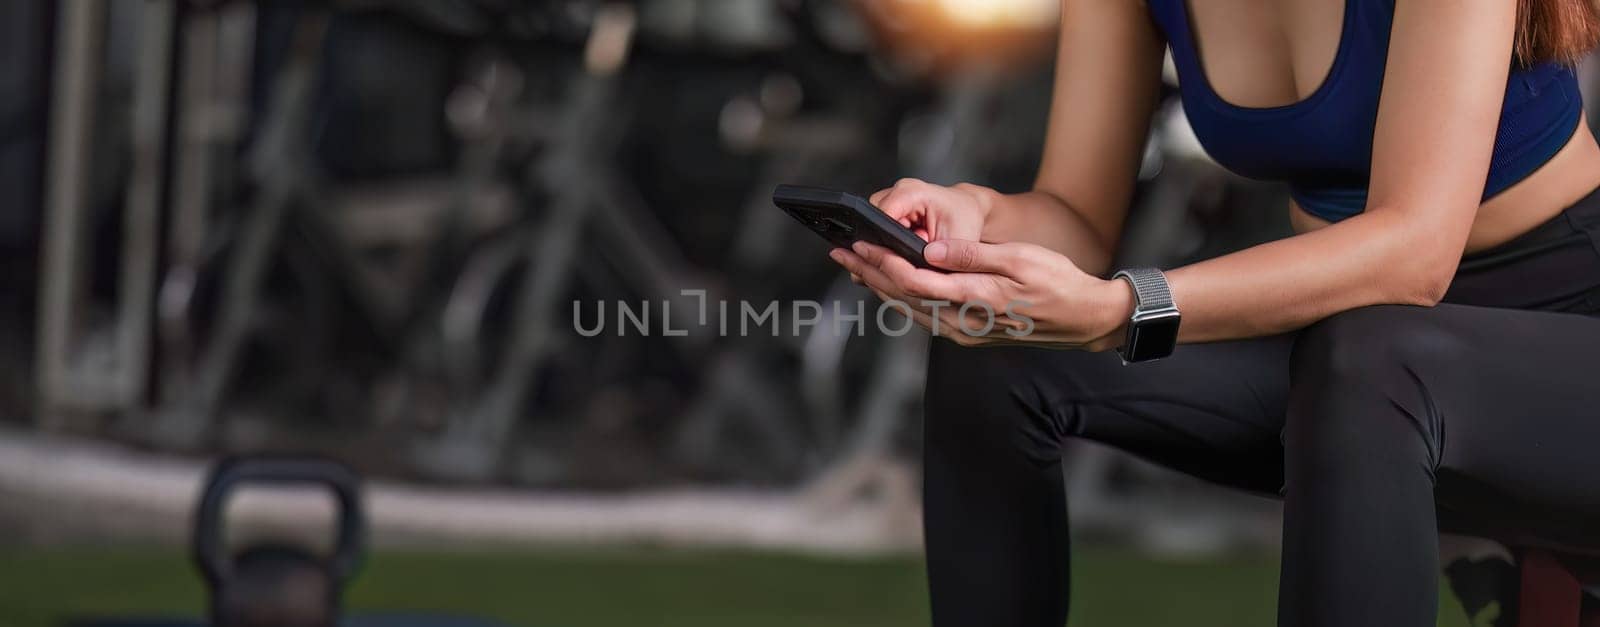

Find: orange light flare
[931,0,1058,29]
[858,0,1060,77]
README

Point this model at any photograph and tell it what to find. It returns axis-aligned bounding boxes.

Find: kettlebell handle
[192,456,366,585]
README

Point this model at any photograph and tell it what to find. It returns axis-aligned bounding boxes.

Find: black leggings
[922,187,1600,627]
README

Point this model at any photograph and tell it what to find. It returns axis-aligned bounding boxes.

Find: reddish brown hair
[1517,0,1600,64]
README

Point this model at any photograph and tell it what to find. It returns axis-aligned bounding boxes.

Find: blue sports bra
[1147,0,1583,222]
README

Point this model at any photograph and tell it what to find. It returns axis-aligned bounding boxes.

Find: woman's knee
[925,339,1112,467]
[1290,304,1472,388]
[1286,305,1457,475]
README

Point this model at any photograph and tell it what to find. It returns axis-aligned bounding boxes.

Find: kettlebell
[193,456,365,627]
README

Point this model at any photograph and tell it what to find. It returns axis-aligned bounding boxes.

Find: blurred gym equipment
[193,456,364,627]
[68,454,513,627]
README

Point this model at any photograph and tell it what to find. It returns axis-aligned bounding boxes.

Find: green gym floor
[0,546,1474,627]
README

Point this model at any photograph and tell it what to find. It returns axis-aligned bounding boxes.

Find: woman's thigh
[1286,303,1600,551]
[926,332,1296,495]
[928,300,1600,549]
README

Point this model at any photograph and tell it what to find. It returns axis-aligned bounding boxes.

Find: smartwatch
[1112,267,1180,364]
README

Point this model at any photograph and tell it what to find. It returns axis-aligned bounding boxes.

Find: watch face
[1127,310,1180,361]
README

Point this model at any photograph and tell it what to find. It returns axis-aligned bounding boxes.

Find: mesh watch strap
[1113,267,1173,312]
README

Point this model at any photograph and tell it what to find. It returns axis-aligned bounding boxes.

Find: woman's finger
[850,240,887,266]
[857,276,1024,346]
[872,245,970,302]
[833,248,913,303]
[855,242,1027,330]
[842,243,934,301]
[834,248,987,336]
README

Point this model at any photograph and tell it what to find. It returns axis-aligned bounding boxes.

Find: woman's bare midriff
[1290,115,1600,253]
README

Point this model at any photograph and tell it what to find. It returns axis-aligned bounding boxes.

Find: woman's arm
[1162,0,1513,341]
[988,0,1166,274]
[832,1,1518,349]
[871,0,1164,275]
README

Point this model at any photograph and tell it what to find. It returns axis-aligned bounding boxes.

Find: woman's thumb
[924,240,1015,273]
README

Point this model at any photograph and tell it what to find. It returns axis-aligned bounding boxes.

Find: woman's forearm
[1152,209,1460,343]
[978,187,1462,346]
[983,190,1118,275]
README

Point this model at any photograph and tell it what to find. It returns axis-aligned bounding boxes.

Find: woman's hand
[829,239,1133,351]
[869,178,996,242]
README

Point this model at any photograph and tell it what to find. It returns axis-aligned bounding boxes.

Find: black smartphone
[771,184,936,270]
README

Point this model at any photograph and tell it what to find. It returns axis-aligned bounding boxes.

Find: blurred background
[3,1,1594,625]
